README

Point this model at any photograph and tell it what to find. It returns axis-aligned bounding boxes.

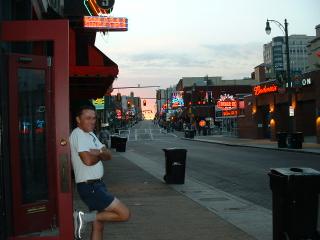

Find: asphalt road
[123,120,320,210]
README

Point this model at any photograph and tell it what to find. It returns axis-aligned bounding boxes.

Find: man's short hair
[76,105,96,117]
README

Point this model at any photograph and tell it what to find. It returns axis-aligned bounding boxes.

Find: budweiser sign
[253,84,278,96]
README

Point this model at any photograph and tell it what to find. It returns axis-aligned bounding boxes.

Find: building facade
[306,24,320,73]
[264,35,315,78]
[240,25,320,143]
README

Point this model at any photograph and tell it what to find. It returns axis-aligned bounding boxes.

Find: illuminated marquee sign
[171,91,184,108]
[84,16,128,31]
[217,94,237,110]
[253,84,278,96]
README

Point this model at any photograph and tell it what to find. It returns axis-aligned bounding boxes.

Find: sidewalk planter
[288,132,304,149]
[110,135,119,148]
[268,168,320,240]
[116,137,127,152]
[276,132,287,148]
[162,148,187,184]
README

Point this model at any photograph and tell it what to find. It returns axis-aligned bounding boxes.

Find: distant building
[176,76,256,91]
[306,24,320,73]
[263,34,315,77]
[175,76,257,134]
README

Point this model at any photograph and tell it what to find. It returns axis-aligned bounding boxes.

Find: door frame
[0,20,72,240]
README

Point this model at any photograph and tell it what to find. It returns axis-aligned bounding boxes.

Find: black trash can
[184,130,194,139]
[288,132,304,149]
[116,137,127,152]
[268,167,320,240]
[162,148,187,184]
[203,127,208,136]
[110,135,119,148]
[276,132,287,148]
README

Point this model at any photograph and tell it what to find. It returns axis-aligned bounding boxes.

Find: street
[121,120,320,210]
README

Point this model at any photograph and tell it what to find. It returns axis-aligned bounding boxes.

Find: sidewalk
[176,131,320,155]
[73,150,256,240]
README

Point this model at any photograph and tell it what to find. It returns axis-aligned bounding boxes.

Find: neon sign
[116,109,122,119]
[92,98,104,110]
[171,91,184,108]
[253,84,278,96]
[222,110,238,117]
[217,94,237,110]
[84,0,114,16]
[84,16,128,31]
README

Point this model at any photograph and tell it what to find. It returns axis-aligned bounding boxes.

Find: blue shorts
[77,181,115,212]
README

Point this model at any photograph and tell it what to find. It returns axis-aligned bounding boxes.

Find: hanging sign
[83,16,128,31]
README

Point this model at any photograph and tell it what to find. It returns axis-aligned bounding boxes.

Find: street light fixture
[265,19,295,143]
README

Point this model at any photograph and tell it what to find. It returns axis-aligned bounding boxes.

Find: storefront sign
[222,110,238,117]
[171,91,184,108]
[217,94,237,110]
[92,97,104,110]
[292,78,312,87]
[84,16,128,31]
[253,84,278,96]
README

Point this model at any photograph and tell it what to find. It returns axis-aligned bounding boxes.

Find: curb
[181,137,320,155]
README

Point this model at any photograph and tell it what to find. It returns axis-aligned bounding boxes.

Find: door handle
[60,138,68,146]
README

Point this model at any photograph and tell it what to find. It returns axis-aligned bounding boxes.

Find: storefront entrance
[8,54,56,235]
[1,20,72,240]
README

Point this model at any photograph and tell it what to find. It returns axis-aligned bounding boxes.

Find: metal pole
[284,19,294,134]
[166,89,168,113]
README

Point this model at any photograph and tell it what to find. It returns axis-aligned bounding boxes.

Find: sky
[95,0,320,110]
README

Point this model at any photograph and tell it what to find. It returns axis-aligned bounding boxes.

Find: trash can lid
[270,167,320,176]
[162,148,187,152]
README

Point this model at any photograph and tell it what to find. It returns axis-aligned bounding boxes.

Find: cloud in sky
[95,0,320,101]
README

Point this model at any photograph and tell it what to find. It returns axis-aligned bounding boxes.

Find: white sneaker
[73,210,85,239]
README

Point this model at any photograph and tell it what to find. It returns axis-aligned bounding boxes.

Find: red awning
[69,28,118,100]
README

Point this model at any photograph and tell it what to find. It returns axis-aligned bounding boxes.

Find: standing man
[70,105,130,240]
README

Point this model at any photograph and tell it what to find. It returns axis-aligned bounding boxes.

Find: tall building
[306,24,320,73]
[263,34,315,78]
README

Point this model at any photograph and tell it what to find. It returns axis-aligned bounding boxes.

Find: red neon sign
[217,100,237,110]
[222,110,238,117]
[253,84,278,96]
[83,16,128,31]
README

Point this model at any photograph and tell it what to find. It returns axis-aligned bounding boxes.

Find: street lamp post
[265,18,295,138]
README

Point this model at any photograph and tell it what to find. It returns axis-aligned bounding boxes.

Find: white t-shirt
[69,127,104,183]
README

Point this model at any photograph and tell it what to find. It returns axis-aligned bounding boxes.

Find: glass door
[8,54,56,235]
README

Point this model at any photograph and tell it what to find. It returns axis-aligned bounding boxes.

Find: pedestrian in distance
[69,105,130,240]
[98,123,110,148]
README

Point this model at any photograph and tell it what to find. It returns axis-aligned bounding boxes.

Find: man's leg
[90,199,130,240]
[97,199,130,222]
[91,220,104,240]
